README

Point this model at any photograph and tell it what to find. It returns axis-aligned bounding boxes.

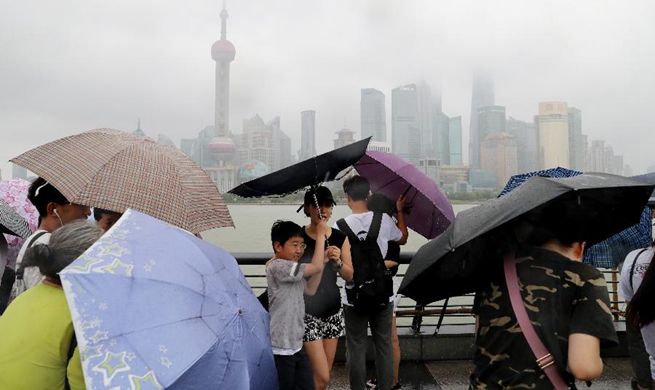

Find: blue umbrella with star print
[60,209,277,390]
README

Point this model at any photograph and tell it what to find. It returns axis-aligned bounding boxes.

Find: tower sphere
[211,40,236,62]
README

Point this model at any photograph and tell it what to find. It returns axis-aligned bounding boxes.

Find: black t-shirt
[470,247,618,389]
[300,228,347,318]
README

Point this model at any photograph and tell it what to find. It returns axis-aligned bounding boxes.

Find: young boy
[93,208,122,232]
[267,219,329,390]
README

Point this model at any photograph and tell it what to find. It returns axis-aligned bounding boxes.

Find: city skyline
[2,0,654,179]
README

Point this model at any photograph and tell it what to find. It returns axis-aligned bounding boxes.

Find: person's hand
[396,194,406,213]
[327,245,341,261]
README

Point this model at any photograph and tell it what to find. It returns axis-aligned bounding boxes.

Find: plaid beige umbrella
[11,128,234,234]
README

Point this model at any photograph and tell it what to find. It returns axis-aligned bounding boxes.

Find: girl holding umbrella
[299,186,353,390]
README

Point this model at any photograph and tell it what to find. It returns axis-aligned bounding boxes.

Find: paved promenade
[327,358,636,390]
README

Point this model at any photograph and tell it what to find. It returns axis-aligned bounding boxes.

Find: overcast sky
[1,0,654,179]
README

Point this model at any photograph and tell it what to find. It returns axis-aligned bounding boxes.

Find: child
[93,208,122,232]
[267,219,329,390]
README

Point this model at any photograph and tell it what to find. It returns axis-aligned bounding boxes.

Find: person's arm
[304,271,323,296]
[395,195,408,245]
[303,220,329,277]
[335,237,354,282]
[568,333,603,381]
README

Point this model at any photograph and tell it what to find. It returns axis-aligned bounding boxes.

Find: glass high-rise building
[507,116,537,173]
[567,107,583,171]
[392,84,421,165]
[468,73,495,168]
[360,89,387,142]
[299,110,317,161]
[448,116,463,166]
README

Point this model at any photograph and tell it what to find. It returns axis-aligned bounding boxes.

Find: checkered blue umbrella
[499,167,651,268]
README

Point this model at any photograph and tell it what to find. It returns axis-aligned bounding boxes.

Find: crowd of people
[0,173,654,390]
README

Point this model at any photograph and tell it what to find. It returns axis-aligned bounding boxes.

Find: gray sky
[1,0,654,179]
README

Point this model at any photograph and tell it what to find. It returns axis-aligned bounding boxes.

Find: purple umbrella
[354,151,454,239]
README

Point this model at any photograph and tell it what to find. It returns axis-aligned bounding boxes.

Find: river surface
[203,203,476,253]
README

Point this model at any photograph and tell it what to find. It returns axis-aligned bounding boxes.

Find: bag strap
[503,253,570,390]
[64,331,77,390]
[629,248,649,291]
[336,218,356,241]
[16,231,48,279]
[366,212,383,241]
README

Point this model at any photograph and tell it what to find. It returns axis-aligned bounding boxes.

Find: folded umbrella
[399,173,655,305]
[11,128,233,234]
[354,151,454,239]
[61,209,276,389]
[499,167,652,268]
[229,136,371,197]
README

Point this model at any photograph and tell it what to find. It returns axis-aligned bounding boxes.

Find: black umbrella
[0,200,32,238]
[228,137,371,197]
[399,173,655,305]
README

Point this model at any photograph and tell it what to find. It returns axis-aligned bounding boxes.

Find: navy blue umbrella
[499,167,651,268]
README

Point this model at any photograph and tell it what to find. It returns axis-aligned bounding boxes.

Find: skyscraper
[590,140,605,172]
[537,102,569,169]
[270,116,293,171]
[430,109,450,163]
[567,107,583,171]
[418,81,433,158]
[448,116,463,165]
[469,72,495,168]
[360,89,386,142]
[507,116,537,173]
[480,132,518,189]
[392,84,421,165]
[477,106,506,143]
[299,110,317,160]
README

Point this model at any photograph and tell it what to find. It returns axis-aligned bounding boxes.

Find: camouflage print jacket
[470,247,618,390]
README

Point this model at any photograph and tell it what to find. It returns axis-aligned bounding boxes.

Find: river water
[202,203,475,253]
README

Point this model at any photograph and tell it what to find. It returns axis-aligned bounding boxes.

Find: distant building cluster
[111,4,635,196]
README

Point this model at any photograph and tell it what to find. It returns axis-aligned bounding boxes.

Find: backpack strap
[336,218,356,240]
[64,331,78,390]
[366,212,383,242]
[16,231,48,279]
[629,248,649,291]
[504,252,570,390]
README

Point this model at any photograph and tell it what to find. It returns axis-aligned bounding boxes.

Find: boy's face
[98,212,122,232]
[275,236,306,261]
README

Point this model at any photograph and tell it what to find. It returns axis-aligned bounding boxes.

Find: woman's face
[306,202,333,222]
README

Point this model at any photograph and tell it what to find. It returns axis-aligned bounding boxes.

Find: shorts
[303,309,345,342]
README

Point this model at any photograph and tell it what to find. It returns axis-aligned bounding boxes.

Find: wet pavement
[327,358,636,389]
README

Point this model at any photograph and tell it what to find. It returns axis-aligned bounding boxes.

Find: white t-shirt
[620,246,655,380]
[335,211,403,306]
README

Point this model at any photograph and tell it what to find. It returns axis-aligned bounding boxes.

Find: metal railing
[236,252,627,336]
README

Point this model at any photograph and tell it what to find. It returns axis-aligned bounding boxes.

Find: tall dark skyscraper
[392,84,421,165]
[469,73,495,168]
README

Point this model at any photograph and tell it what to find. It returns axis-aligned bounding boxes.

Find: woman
[0,220,103,390]
[299,186,353,390]
[625,245,655,389]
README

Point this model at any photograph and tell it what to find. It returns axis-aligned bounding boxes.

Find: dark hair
[20,221,103,284]
[302,186,336,217]
[343,175,370,201]
[270,220,303,251]
[28,177,69,217]
[368,193,395,216]
[93,208,120,221]
[626,251,655,327]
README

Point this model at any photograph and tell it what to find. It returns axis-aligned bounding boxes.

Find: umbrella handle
[312,192,323,220]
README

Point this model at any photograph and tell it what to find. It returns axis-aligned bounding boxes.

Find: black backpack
[337,212,391,315]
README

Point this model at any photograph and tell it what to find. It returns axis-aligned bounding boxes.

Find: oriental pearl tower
[208,1,236,165]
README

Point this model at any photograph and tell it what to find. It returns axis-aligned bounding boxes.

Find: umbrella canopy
[228,136,371,197]
[399,173,655,305]
[499,167,652,268]
[11,128,233,234]
[354,151,454,239]
[0,179,38,268]
[630,172,655,205]
[61,209,276,389]
[0,200,32,239]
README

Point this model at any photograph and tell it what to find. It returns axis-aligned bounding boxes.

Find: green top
[0,283,85,390]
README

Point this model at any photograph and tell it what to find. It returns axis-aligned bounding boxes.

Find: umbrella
[11,128,233,234]
[0,200,32,239]
[61,209,276,389]
[399,173,655,305]
[354,151,454,239]
[0,178,38,269]
[499,167,652,268]
[228,136,371,197]
[630,172,655,205]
